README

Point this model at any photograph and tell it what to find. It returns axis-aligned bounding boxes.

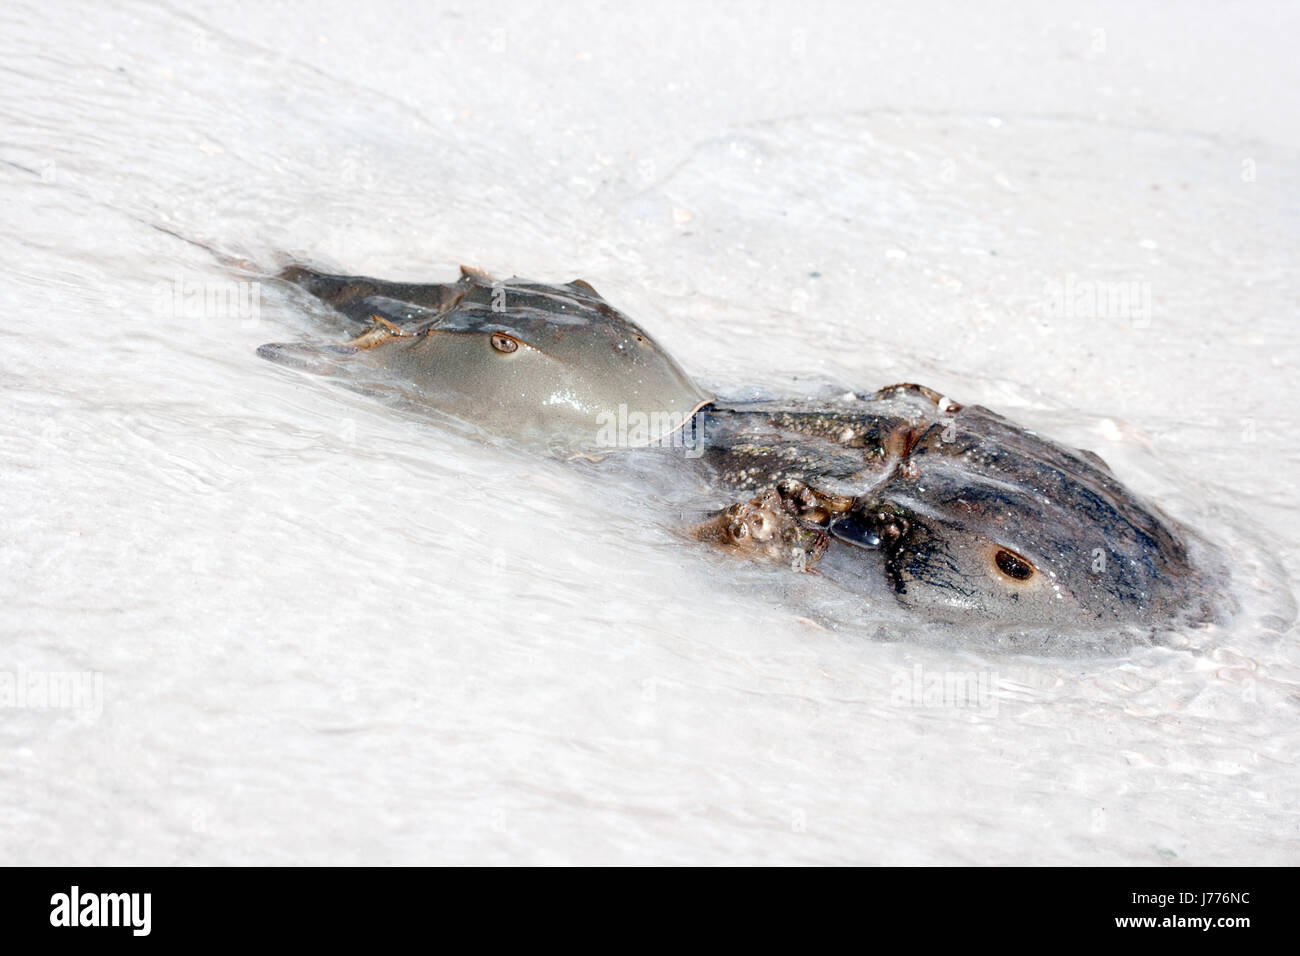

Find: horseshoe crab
[260,265,1217,634]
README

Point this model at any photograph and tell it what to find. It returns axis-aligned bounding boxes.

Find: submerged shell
[264,266,711,450]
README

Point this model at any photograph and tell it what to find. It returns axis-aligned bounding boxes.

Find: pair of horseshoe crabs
[259,264,1216,635]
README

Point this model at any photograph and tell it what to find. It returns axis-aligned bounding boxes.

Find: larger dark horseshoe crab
[260,264,1222,635]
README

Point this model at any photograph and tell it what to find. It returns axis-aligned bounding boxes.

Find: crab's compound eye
[994,548,1035,581]
[489,332,519,354]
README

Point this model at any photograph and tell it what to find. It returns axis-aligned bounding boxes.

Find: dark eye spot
[490,332,519,353]
[994,549,1034,581]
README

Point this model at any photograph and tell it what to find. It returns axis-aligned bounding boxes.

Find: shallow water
[2,1,1298,864]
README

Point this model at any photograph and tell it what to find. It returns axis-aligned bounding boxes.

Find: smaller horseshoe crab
[262,265,710,449]
[260,265,1220,634]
